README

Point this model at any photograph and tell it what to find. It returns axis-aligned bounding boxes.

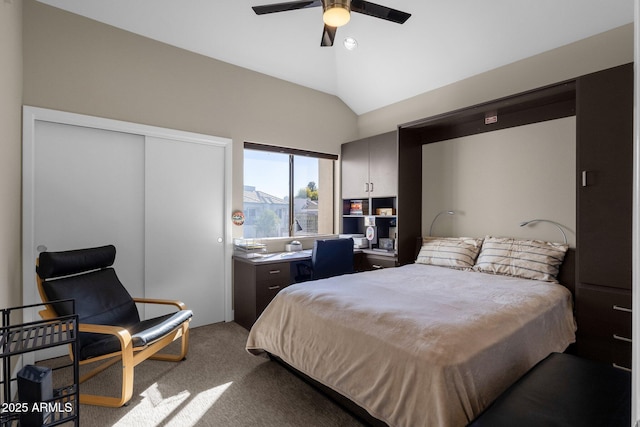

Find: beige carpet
[44,322,365,427]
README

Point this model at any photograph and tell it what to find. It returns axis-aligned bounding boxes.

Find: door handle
[613,334,632,343]
[581,170,588,187]
[613,305,632,313]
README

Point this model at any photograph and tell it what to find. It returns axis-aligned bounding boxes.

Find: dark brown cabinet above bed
[575,63,633,370]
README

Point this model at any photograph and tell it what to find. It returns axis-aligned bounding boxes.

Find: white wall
[423,117,576,245]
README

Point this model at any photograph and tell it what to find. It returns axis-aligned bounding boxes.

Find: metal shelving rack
[1,301,79,426]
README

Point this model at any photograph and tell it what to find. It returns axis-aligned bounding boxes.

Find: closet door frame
[22,106,234,325]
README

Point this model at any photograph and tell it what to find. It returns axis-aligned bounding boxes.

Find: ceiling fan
[252,0,411,47]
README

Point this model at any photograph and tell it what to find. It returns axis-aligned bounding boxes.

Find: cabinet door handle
[268,285,281,290]
[364,182,369,193]
[613,305,632,313]
[613,334,632,343]
[612,363,632,372]
[370,182,374,193]
[581,170,588,187]
[269,269,281,274]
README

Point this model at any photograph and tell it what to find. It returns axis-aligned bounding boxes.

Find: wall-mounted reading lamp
[519,219,568,244]
[429,210,455,236]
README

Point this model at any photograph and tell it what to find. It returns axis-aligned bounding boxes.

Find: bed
[246,236,576,427]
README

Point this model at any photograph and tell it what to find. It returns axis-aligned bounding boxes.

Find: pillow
[472,236,568,282]
[416,237,484,270]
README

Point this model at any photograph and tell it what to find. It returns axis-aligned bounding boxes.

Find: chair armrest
[79,323,131,339]
[132,298,187,310]
[79,323,134,353]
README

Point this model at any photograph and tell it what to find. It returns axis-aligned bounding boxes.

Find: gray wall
[357,23,634,137]
[423,117,576,245]
[0,0,23,309]
[0,1,634,304]
[358,23,632,247]
[21,0,359,244]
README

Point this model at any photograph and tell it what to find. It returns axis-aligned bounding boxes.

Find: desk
[238,249,314,265]
[233,249,397,330]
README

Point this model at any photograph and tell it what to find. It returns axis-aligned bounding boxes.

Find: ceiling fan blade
[350,0,411,24]
[321,25,337,47]
[252,0,322,15]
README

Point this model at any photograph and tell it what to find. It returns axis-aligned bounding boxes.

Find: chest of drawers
[575,285,632,370]
[233,258,292,330]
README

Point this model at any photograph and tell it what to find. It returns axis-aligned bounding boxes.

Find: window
[243,142,337,238]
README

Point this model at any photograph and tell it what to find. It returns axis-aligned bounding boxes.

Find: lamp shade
[323,0,351,27]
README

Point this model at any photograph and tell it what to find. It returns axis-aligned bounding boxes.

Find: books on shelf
[349,200,363,215]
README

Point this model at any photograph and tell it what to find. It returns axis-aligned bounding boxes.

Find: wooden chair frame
[36,264,191,408]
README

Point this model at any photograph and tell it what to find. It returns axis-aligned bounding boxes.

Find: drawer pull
[268,285,281,291]
[372,264,383,269]
[613,305,632,313]
[612,363,632,372]
[613,334,632,343]
[269,269,281,274]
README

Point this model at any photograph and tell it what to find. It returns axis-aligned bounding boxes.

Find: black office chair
[296,238,354,281]
[36,245,193,407]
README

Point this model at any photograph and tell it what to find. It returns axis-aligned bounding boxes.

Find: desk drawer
[256,262,291,284]
[256,262,291,314]
[363,254,397,270]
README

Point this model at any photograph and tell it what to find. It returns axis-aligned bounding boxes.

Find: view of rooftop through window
[243,147,333,238]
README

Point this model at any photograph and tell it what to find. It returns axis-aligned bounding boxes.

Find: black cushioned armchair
[36,245,192,407]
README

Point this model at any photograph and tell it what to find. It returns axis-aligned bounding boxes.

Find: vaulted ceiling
[37,0,634,115]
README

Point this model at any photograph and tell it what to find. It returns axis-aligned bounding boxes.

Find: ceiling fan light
[323,1,351,27]
[343,37,358,50]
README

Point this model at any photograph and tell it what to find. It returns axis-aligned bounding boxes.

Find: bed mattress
[246,263,576,427]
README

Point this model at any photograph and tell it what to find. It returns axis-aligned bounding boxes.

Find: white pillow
[472,236,568,282]
[416,237,484,270]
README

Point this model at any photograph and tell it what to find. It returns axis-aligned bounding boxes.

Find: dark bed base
[468,352,631,427]
[268,353,389,427]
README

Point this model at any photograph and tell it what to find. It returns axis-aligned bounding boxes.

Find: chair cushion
[41,268,141,353]
[80,310,193,360]
[37,245,116,279]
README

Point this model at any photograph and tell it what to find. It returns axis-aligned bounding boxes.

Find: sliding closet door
[144,137,226,327]
[24,107,231,346]
[32,121,146,297]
